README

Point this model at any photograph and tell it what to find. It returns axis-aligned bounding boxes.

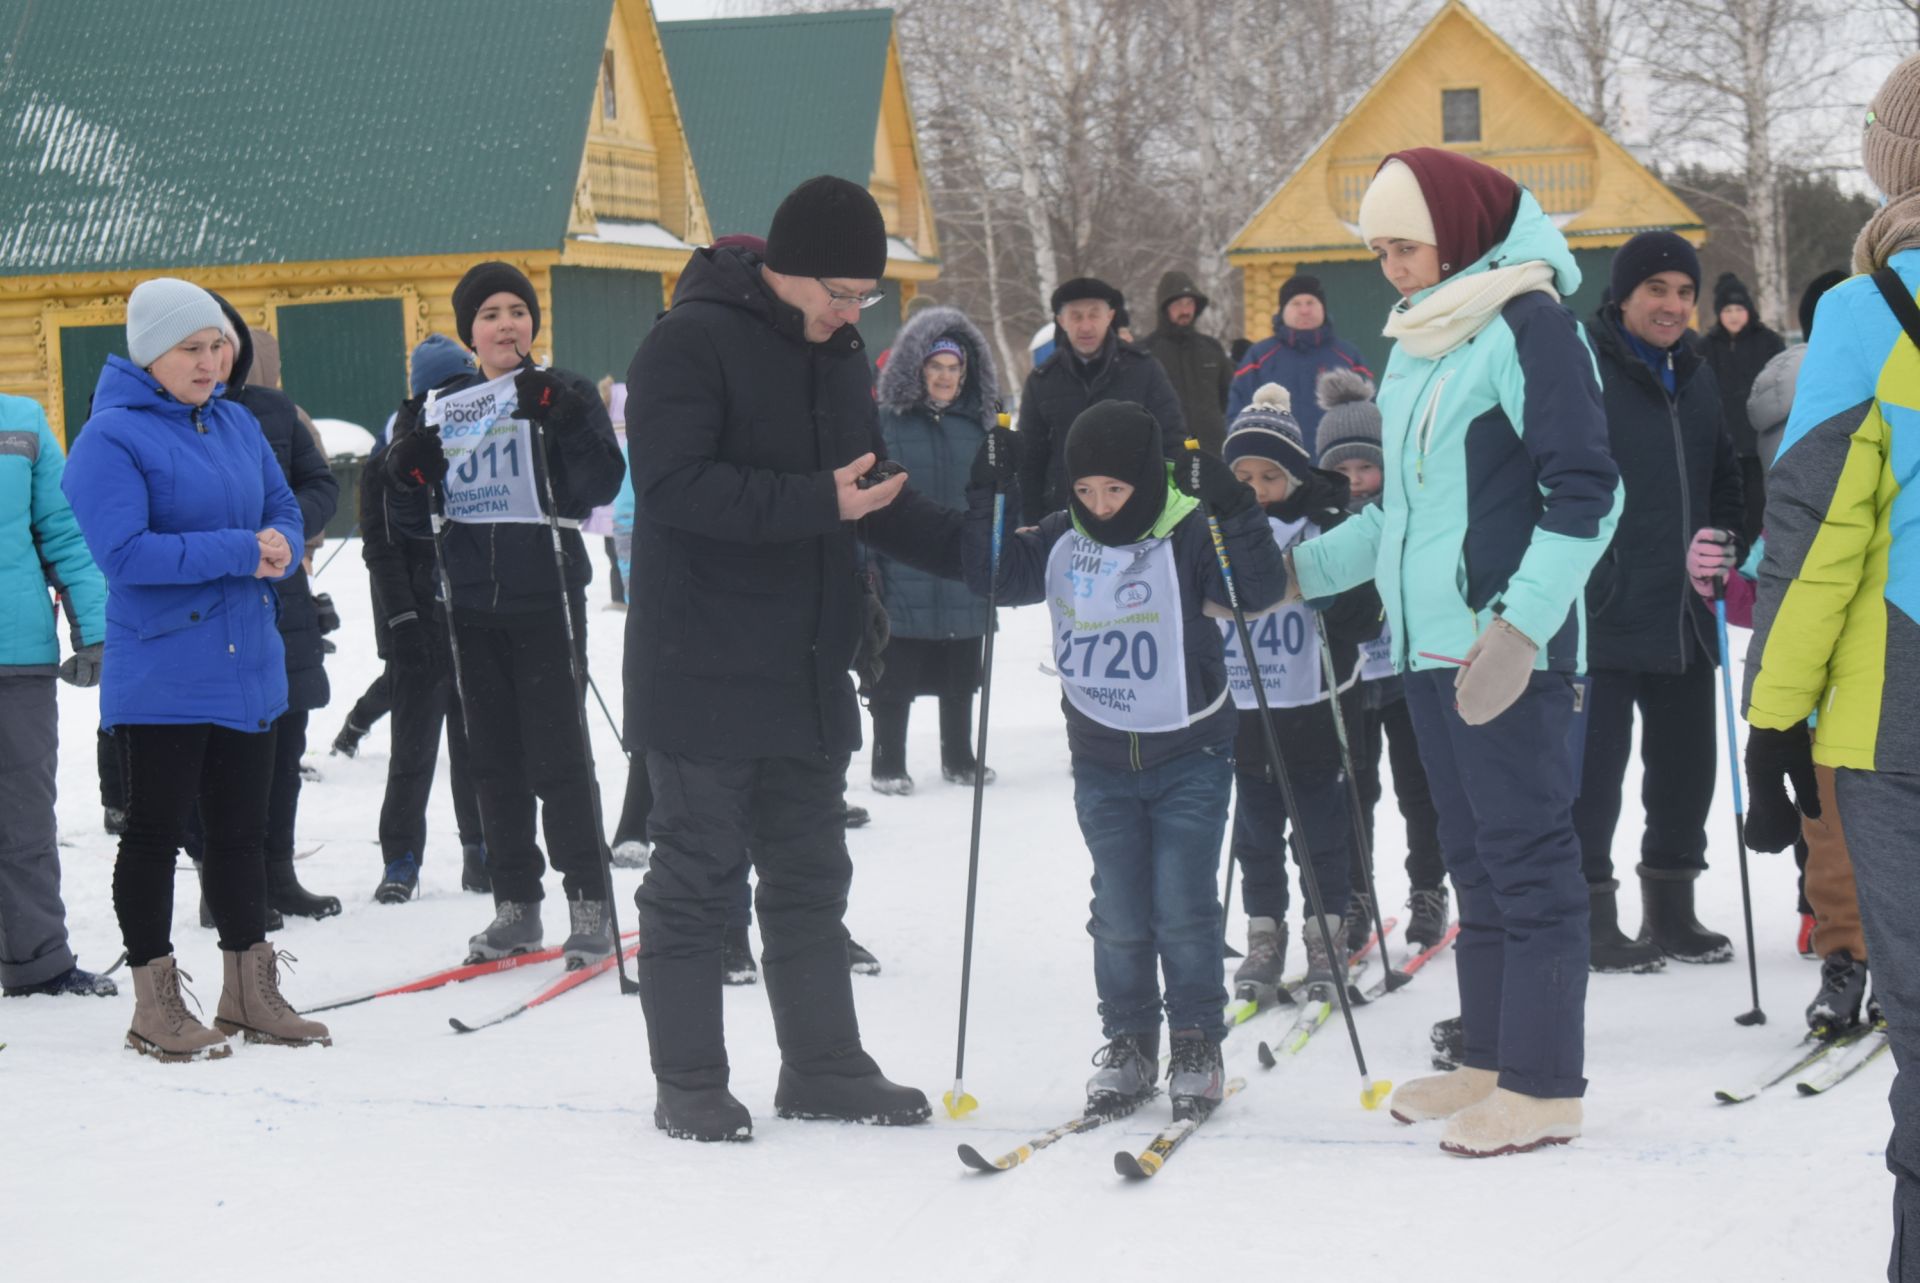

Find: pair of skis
[1225,916,1400,1025]
[1715,1018,1892,1103]
[300,931,640,1031]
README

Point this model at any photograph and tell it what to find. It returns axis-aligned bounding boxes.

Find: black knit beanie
[453,261,540,348]
[1279,275,1325,308]
[1610,232,1700,304]
[1065,400,1167,545]
[1713,272,1757,316]
[765,175,888,279]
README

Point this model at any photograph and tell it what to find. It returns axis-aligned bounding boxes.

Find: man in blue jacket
[0,392,116,998]
[1227,276,1374,451]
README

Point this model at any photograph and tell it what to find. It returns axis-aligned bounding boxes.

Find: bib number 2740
[1058,628,1159,681]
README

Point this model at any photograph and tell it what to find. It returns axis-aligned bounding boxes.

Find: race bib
[1219,515,1322,709]
[1046,530,1190,732]
[425,371,545,525]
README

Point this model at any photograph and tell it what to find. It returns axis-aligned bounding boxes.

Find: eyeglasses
[818,279,887,312]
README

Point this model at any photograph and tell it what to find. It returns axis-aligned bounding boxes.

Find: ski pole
[1190,442,1387,1109]
[945,408,1009,1121]
[312,523,358,577]
[1220,846,1243,959]
[1313,612,1408,994]
[521,373,637,996]
[586,672,629,760]
[1715,582,1766,1026]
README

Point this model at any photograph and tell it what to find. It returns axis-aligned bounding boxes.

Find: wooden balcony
[1327,146,1596,224]
[586,142,661,222]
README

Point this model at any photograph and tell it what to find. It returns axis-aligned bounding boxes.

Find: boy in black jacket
[965,400,1287,1122]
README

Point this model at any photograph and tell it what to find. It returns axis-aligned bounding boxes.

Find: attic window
[602,49,617,120]
[1442,88,1480,143]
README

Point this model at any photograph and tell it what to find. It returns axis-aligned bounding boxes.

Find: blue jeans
[1073,746,1233,1042]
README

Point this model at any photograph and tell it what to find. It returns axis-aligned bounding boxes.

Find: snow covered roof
[575,220,693,251]
[0,0,616,276]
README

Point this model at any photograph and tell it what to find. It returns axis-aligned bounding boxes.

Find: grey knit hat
[1867,53,1920,200]
[1314,368,1383,472]
[1223,383,1311,484]
[126,277,226,367]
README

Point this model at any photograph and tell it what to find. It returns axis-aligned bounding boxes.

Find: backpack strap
[1872,268,1920,351]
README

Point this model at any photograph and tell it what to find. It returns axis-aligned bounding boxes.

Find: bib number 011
[455,435,522,486]
[1058,628,1159,681]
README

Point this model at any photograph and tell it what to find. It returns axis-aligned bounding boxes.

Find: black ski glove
[1176,446,1256,517]
[386,398,446,491]
[386,612,432,678]
[970,426,1019,493]
[1743,721,1821,852]
[515,369,588,432]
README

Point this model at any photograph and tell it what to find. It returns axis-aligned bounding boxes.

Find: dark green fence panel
[551,266,664,386]
[59,323,128,447]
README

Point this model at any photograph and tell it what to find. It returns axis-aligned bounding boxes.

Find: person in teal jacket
[0,392,116,999]
[1290,148,1620,1158]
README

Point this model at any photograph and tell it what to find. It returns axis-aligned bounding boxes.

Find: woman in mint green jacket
[1290,148,1620,1158]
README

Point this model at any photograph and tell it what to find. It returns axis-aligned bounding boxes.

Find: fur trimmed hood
[876,305,1000,415]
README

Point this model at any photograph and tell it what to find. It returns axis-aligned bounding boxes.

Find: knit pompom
[1251,382,1290,412]
[1316,367,1376,411]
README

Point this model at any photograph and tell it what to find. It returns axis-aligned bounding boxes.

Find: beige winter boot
[126,956,232,1063]
[1388,1066,1498,1123]
[214,943,332,1047]
[1440,1087,1582,1157]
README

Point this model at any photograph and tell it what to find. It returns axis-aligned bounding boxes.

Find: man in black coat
[211,295,341,921]
[1016,276,1185,524]
[1139,270,1231,456]
[1577,234,1746,975]
[625,177,963,1142]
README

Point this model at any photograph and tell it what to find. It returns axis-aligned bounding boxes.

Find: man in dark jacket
[359,335,486,904]
[1016,276,1185,524]
[1139,270,1231,456]
[1700,272,1785,545]
[625,177,964,1142]
[1578,233,1746,974]
[211,295,341,921]
[1226,275,1373,450]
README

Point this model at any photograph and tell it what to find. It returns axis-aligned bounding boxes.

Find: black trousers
[636,751,859,1088]
[347,672,392,733]
[379,650,481,866]
[614,750,654,848]
[1356,690,1445,891]
[1739,454,1767,549]
[868,695,974,778]
[1572,660,1719,885]
[113,723,275,966]
[265,709,308,861]
[452,601,605,904]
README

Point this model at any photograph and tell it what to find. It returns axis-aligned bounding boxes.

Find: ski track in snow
[6,548,1890,1281]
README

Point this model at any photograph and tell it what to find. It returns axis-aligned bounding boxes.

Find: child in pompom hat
[963,399,1287,1125]
[1216,385,1383,1010]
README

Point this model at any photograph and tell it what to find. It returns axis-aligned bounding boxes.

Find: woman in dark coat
[866,306,998,794]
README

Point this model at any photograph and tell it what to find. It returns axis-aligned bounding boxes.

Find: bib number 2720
[1058,628,1159,681]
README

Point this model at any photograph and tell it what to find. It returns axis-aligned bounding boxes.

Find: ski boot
[1807,950,1868,1033]
[1232,916,1290,1008]
[1589,878,1665,973]
[1301,913,1341,992]
[848,938,882,976]
[655,1082,753,1143]
[1431,1014,1464,1071]
[104,807,128,836]
[561,898,612,970]
[126,957,230,1062]
[610,839,650,871]
[330,717,369,758]
[870,773,914,797]
[1441,1088,1581,1157]
[1167,1029,1225,1122]
[267,858,341,920]
[373,854,419,905]
[722,927,758,986]
[1086,1030,1158,1116]
[4,964,118,998]
[774,1050,931,1125]
[213,944,331,1048]
[460,844,490,894]
[1406,885,1451,951]
[843,804,870,830]
[1637,865,1732,964]
[1341,890,1374,955]
[466,901,542,963]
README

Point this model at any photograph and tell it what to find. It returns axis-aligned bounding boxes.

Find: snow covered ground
[8,548,1893,1281]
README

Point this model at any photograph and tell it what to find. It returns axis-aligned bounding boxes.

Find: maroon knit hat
[1380,148,1521,279]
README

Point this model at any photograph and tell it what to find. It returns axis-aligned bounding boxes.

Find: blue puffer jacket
[1227,320,1373,449]
[873,305,997,640]
[1292,190,1621,677]
[0,394,104,673]
[62,355,304,733]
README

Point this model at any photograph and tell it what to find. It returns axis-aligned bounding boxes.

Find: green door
[550,266,664,385]
[858,286,904,370]
[59,323,128,447]
[276,298,407,435]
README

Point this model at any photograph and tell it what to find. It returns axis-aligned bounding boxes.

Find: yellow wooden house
[0,0,711,446]
[1228,0,1704,374]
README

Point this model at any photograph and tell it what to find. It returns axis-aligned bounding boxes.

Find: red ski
[449,938,643,1034]
[1363,922,1459,1001]
[300,931,638,1015]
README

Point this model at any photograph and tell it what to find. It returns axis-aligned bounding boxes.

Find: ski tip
[1361,1078,1393,1110]
[1382,969,1413,993]
[1114,1150,1157,1180]
[448,1017,475,1034]
[1256,1041,1277,1070]
[943,1089,979,1120]
[1713,1088,1751,1105]
[1228,1000,1257,1025]
[1795,1081,1820,1097]
[956,1144,1004,1173]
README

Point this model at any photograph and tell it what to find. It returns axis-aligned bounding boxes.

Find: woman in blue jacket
[1291,150,1621,1157]
[63,277,329,1062]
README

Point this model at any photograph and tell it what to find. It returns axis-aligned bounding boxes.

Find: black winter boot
[636,943,735,1136]
[1637,865,1733,964]
[1807,951,1868,1033]
[1588,879,1665,973]
[266,858,342,920]
[774,1050,932,1126]
[763,931,929,1126]
[653,1081,752,1143]
[1431,1014,1464,1071]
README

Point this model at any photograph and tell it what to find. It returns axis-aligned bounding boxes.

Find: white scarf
[1383,261,1560,359]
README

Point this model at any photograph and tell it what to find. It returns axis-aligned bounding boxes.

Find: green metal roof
[659,8,891,242]
[0,0,613,276]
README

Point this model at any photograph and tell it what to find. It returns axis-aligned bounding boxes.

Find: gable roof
[0,0,615,276]
[659,8,893,242]
[1228,0,1702,263]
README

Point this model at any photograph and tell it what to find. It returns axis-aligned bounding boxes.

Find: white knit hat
[126,277,226,367]
[1358,159,1437,247]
